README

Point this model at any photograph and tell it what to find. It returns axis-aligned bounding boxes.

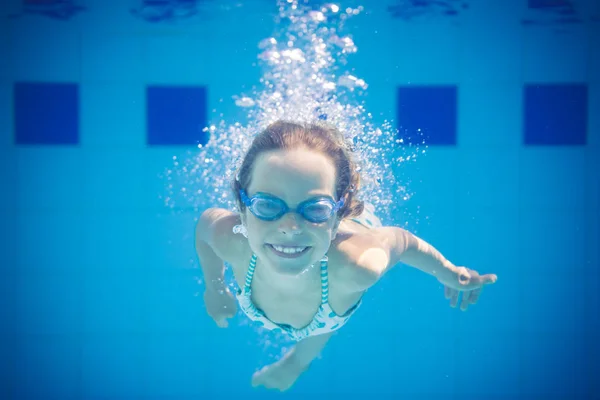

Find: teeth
[271,245,307,254]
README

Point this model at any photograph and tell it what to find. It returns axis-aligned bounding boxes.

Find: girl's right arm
[195,208,243,326]
[195,207,245,289]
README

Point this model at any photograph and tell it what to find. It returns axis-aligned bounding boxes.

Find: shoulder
[330,226,405,292]
[195,208,249,265]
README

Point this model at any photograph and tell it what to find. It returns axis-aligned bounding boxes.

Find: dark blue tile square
[146,85,208,146]
[524,84,587,146]
[396,85,457,146]
[14,82,79,145]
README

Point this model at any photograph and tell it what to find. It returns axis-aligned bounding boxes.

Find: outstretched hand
[442,266,497,311]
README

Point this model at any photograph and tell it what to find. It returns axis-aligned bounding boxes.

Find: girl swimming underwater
[195,120,497,392]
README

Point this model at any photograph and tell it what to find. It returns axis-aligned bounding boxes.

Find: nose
[277,212,302,236]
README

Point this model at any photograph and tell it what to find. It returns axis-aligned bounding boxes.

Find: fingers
[251,369,263,387]
[449,288,459,308]
[215,318,228,328]
[459,291,470,311]
[211,313,230,328]
[251,367,272,389]
[468,288,482,304]
[446,277,488,311]
[445,286,460,308]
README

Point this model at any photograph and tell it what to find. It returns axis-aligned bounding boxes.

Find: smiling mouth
[266,243,312,258]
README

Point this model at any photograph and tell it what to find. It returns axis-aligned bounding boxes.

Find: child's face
[242,148,340,275]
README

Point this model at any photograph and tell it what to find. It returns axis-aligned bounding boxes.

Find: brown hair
[231,120,364,219]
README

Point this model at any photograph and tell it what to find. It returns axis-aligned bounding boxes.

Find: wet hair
[232,120,364,219]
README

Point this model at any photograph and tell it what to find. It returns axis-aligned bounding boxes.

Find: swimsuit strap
[244,253,258,290]
[244,253,330,306]
[319,255,329,304]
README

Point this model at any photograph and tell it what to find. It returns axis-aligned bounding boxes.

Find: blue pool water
[1,0,599,398]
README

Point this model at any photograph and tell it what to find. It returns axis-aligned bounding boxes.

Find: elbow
[393,227,418,254]
[390,228,422,268]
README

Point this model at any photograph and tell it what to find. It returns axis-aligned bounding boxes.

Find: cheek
[245,227,268,253]
[246,220,270,242]
[314,227,335,246]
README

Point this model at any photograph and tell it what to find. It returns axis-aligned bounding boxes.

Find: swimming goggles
[239,189,344,223]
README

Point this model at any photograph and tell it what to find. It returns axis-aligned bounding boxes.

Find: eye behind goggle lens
[253,199,283,218]
[304,202,334,222]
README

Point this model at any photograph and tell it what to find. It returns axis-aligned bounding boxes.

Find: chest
[231,257,362,329]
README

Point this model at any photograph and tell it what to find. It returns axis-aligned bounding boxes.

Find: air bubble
[161,0,426,231]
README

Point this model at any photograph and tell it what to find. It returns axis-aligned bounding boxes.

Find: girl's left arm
[383,227,459,283]
[382,227,497,290]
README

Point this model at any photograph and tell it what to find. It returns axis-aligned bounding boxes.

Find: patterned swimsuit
[235,253,362,341]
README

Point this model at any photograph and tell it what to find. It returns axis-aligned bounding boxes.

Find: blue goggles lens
[239,189,344,223]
